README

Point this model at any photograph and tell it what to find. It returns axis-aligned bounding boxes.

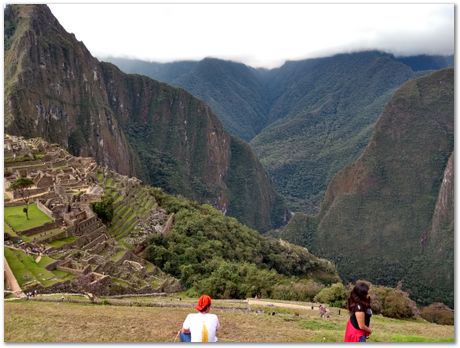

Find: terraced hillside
[4,135,180,297]
[96,173,159,241]
[4,135,339,300]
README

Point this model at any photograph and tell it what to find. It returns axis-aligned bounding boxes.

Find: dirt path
[4,257,26,298]
[247,298,317,311]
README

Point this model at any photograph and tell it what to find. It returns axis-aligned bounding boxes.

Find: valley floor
[4,297,454,343]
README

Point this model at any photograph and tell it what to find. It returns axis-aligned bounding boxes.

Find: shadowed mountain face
[107,53,452,213]
[4,4,287,232]
[107,57,271,141]
[306,69,453,306]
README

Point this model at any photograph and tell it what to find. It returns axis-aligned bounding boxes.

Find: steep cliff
[313,69,454,306]
[4,4,287,231]
[4,5,136,176]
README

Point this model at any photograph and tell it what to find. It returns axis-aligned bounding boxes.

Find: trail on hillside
[248,299,317,311]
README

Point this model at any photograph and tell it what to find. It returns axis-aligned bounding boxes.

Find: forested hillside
[108,52,452,213]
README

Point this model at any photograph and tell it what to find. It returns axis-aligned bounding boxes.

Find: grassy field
[47,236,77,248]
[4,204,52,231]
[4,299,454,343]
[4,248,74,287]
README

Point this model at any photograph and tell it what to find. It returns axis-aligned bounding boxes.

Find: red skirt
[344,319,367,342]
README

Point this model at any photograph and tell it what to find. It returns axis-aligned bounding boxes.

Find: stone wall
[12,187,48,199]
[4,159,44,168]
[36,200,54,219]
[56,266,83,276]
[4,201,27,207]
[21,222,60,236]
[82,234,107,251]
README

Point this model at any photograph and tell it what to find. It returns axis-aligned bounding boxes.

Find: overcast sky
[48,3,454,69]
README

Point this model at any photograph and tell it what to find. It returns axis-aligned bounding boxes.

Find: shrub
[382,290,417,319]
[420,303,454,325]
[314,282,347,307]
[273,279,324,302]
[191,260,280,299]
[367,282,417,319]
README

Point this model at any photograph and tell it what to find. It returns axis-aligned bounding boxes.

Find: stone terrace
[4,135,181,296]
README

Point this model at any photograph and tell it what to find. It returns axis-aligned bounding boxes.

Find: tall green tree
[91,195,114,224]
[9,177,34,219]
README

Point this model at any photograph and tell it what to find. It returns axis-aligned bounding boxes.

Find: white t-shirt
[182,312,220,342]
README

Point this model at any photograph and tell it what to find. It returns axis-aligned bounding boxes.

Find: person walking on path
[344,282,373,342]
[179,295,220,342]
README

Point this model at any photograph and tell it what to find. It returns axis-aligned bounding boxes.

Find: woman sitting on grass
[179,295,220,342]
[344,282,373,342]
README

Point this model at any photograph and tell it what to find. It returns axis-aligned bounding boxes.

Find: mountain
[4,4,287,232]
[251,51,417,212]
[396,55,454,72]
[304,69,453,306]
[107,52,452,213]
[107,57,270,141]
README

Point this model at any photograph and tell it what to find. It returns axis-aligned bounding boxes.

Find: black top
[350,304,372,330]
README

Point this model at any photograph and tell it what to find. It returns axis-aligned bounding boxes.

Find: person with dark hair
[179,295,220,342]
[344,282,373,342]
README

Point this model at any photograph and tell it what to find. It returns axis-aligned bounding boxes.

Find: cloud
[49,3,454,69]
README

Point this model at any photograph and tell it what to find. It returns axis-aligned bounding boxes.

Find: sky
[45,3,456,69]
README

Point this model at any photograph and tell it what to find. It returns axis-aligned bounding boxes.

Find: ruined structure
[4,135,181,296]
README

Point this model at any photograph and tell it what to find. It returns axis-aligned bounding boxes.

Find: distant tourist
[319,304,327,318]
[179,295,220,342]
[344,282,373,342]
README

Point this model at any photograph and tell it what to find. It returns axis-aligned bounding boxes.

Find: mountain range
[3,4,454,307]
[4,4,287,232]
[107,53,452,213]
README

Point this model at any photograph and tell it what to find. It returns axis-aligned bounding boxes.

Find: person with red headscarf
[179,295,220,342]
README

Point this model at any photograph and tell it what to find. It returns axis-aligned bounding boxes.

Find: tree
[9,177,34,219]
[313,282,348,308]
[91,195,114,224]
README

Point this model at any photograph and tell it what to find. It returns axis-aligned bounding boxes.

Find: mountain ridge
[107,52,452,213]
[4,4,287,232]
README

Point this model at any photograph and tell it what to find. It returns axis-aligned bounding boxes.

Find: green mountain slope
[251,52,416,212]
[4,4,287,232]
[107,57,270,141]
[108,53,452,214]
[310,69,453,306]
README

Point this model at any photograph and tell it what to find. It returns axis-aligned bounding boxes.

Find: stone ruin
[4,135,181,296]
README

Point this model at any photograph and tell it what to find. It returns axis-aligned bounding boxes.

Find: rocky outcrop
[429,152,453,245]
[4,4,287,231]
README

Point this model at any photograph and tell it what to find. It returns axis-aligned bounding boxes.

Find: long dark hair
[347,282,370,313]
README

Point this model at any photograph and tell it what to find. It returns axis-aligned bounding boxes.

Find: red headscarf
[195,295,212,311]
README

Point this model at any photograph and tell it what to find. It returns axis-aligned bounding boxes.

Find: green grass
[111,277,132,287]
[48,236,77,248]
[110,249,127,262]
[390,334,454,342]
[302,319,341,331]
[4,204,53,232]
[4,247,72,287]
[4,222,16,236]
[4,299,454,342]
